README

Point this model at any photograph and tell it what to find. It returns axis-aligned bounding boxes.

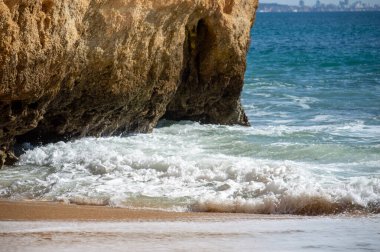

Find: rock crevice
[0,0,258,166]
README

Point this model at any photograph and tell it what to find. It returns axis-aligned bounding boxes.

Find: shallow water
[0,12,379,215]
[1,217,380,252]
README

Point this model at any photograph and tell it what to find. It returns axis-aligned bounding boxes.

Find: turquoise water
[0,12,379,215]
[243,12,380,172]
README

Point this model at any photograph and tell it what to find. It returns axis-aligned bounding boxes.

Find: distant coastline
[259,1,380,12]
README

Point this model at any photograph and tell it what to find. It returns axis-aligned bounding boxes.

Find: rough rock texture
[0,0,258,164]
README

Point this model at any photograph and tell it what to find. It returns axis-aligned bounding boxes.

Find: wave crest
[192,196,380,215]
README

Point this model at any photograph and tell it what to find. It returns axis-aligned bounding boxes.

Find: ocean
[0,12,379,215]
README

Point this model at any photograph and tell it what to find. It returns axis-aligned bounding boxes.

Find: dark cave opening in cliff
[162,18,211,123]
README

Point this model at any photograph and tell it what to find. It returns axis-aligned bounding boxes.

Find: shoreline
[2,200,379,251]
[1,200,377,222]
[0,200,204,221]
[0,199,291,221]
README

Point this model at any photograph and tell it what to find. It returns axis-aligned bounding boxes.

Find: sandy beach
[0,200,224,221]
[0,200,379,252]
[0,200,291,222]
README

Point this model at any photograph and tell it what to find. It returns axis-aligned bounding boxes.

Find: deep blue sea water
[0,12,379,215]
[243,12,380,168]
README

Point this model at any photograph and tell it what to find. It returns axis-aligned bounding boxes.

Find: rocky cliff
[0,0,258,166]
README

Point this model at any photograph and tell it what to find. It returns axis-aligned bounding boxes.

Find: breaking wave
[0,122,379,215]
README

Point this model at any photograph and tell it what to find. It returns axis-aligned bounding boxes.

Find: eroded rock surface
[0,0,258,165]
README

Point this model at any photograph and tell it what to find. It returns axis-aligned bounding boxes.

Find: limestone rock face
[0,0,258,158]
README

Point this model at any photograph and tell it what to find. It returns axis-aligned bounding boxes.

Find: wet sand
[0,200,280,221]
[1,200,379,252]
[0,200,207,221]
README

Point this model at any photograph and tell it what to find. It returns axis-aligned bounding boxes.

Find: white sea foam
[244,120,380,139]
[310,115,332,122]
[1,122,379,214]
[284,95,319,109]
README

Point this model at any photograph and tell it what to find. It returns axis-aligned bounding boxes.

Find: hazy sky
[260,0,380,5]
